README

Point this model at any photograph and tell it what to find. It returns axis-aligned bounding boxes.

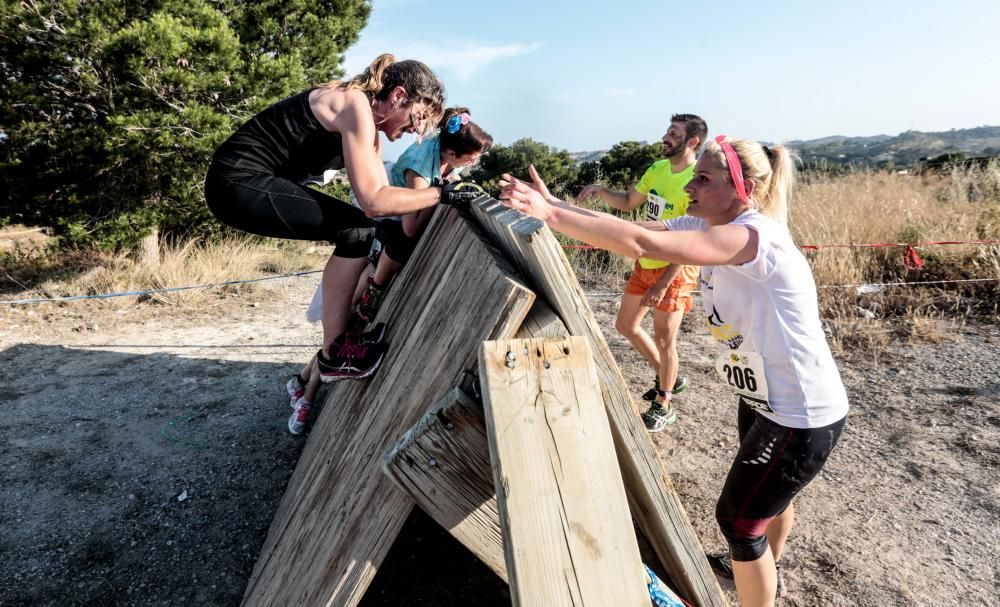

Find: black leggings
[715,401,846,561]
[374,220,420,265]
[205,166,373,258]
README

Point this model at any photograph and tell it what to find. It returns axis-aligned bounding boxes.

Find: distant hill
[569,148,615,165]
[786,126,1000,168]
[571,127,1000,169]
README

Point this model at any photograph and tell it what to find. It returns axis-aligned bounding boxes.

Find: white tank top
[665,211,849,428]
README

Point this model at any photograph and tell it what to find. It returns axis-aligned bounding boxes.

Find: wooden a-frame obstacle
[241,198,728,606]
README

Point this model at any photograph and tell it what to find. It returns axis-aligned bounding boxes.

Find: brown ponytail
[322,54,446,132]
[341,53,397,95]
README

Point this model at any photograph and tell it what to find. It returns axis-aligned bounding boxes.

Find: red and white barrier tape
[580,276,1000,299]
[562,238,1000,271]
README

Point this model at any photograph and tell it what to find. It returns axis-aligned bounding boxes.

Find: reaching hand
[524,165,556,202]
[499,170,554,221]
[439,179,486,207]
[578,183,604,203]
[639,284,668,308]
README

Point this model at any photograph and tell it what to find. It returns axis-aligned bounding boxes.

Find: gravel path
[1,279,997,606]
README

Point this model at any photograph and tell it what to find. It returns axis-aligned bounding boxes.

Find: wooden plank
[383,299,687,605]
[241,207,535,607]
[469,196,727,607]
[379,298,570,584]
[479,336,649,607]
[382,387,505,580]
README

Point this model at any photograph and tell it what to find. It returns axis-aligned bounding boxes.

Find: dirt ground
[1,276,998,606]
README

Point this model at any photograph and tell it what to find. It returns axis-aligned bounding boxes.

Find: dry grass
[794,168,999,351]
[2,238,328,309]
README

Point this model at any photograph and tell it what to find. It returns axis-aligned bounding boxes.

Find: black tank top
[211,89,345,179]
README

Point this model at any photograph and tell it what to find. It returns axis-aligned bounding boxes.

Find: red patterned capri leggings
[715,399,846,561]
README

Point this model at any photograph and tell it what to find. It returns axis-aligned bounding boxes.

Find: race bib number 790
[646,192,666,221]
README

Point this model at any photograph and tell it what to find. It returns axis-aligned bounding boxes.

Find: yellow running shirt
[634,159,696,270]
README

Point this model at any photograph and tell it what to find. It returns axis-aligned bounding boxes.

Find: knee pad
[716,503,771,562]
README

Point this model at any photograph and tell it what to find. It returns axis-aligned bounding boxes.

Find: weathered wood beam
[241,207,535,607]
[480,336,648,607]
[382,299,687,605]
[380,299,565,583]
[383,386,505,580]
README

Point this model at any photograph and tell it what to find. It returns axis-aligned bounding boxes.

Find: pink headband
[715,135,749,203]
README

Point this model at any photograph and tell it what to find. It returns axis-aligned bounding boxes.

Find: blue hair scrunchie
[446,114,463,134]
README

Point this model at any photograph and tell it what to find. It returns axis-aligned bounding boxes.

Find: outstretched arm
[577,183,646,212]
[500,167,757,267]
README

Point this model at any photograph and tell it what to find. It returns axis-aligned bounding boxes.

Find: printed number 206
[723,364,757,392]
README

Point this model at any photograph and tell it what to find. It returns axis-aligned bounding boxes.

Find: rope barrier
[4,272,996,306]
[797,239,1000,250]
[0,269,322,305]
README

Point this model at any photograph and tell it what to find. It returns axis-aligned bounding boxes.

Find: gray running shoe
[706,552,734,579]
[288,398,311,435]
[642,403,677,432]
[286,375,305,409]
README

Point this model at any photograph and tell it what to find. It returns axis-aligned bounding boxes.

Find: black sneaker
[706,552,734,579]
[707,552,786,597]
[641,375,661,401]
[353,322,387,344]
[643,376,688,400]
[316,338,387,383]
[354,280,387,323]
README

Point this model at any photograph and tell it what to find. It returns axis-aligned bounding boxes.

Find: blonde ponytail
[758,145,794,225]
[704,139,797,225]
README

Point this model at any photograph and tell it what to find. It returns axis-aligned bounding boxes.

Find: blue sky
[344,0,1000,160]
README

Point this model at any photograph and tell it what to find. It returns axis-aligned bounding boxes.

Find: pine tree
[471,138,579,196]
[0,0,369,249]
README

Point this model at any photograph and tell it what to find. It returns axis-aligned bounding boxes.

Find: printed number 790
[723,364,757,392]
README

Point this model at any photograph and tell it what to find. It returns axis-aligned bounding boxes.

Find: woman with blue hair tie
[352,107,494,322]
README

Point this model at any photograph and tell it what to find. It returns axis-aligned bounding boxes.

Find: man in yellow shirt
[578,114,707,431]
